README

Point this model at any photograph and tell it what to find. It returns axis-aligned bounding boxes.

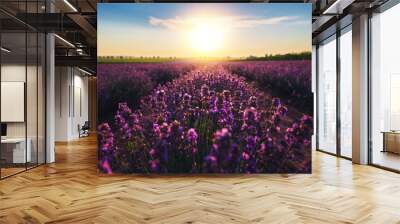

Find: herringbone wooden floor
[1,136,400,224]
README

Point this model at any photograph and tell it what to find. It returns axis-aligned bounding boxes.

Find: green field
[98,57,178,63]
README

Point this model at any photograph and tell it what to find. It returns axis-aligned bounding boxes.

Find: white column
[46,32,55,163]
[45,0,56,163]
[352,14,369,164]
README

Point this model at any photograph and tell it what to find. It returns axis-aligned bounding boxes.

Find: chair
[78,121,90,138]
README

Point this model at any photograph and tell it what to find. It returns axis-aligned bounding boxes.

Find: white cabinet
[1,138,32,163]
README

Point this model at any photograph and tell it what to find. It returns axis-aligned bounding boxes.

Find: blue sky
[98,3,311,57]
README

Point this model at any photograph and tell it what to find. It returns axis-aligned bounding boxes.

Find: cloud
[148,15,298,30]
[289,20,310,25]
[149,16,186,30]
[231,16,297,28]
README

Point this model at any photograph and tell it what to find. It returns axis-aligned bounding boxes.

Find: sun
[189,22,224,54]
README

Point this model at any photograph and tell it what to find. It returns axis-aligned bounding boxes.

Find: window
[370,3,400,171]
[0,1,46,179]
[317,35,337,154]
[339,26,352,158]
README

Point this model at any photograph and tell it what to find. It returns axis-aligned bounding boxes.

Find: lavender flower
[187,128,198,144]
[98,62,313,174]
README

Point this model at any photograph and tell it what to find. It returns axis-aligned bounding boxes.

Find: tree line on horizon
[98,52,312,63]
[245,52,311,61]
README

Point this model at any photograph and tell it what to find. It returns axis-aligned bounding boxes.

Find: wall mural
[97,3,313,174]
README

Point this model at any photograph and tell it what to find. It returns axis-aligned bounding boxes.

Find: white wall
[1,63,46,164]
[55,67,89,141]
[1,65,26,138]
[1,65,41,137]
[55,67,70,141]
[72,73,89,138]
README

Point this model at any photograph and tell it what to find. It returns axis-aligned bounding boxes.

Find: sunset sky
[98,3,311,58]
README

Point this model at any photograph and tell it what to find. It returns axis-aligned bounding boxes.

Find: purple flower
[98,61,312,174]
[149,159,159,172]
[272,98,281,107]
[243,107,258,123]
[101,160,112,174]
[278,105,288,116]
[187,128,198,144]
[242,152,250,161]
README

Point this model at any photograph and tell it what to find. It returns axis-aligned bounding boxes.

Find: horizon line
[98,51,312,58]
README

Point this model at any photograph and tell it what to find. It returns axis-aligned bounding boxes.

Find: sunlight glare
[189,20,224,54]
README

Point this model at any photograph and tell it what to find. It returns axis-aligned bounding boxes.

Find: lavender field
[98,61,313,174]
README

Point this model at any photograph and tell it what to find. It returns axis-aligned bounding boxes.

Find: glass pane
[1,31,27,177]
[27,31,38,169]
[371,4,400,171]
[318,35,337,154]
[38,33,45,165]
[340,27,352,158]
[26,0,39,169]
